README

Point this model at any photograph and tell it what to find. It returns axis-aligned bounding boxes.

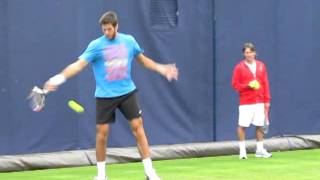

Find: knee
[256,126,263,132]
[131,119,143,133]
[96,125,108,141]
[238,127,246,132]
[96,132,106,140]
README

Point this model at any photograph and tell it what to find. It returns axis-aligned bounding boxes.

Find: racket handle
[32,86,48,94]
[43,89,49,94]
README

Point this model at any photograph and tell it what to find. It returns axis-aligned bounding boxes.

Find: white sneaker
[93,176,107,180]
[145,169,161,180]
[239,154,247,159]
[239,150,247,159]
[255,149,272,158]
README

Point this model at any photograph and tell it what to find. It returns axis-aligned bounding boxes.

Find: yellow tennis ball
[249,80,260,90]
[252,80,260,89]
[254,81,260,89]
[249,80,256,88]
[68,100,84,113]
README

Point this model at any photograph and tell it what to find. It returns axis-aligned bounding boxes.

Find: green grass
[1,149,320,180]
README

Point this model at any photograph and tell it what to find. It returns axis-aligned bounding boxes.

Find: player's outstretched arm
[136,53,179,81]
[44,59,89,92]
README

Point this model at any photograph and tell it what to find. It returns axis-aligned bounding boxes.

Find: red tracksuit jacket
[232,60,271,105]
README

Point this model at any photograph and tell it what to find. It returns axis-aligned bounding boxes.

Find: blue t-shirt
[79,33,144,97]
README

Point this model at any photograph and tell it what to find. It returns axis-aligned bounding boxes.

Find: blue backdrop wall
[0,0,214,155]
[0,0,319,155]
[215,0,320,140]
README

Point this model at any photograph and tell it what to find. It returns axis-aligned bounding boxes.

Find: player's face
[102,24,118,40]
[243,48,256,62]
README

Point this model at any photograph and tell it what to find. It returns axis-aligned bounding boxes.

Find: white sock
[256,141,264,151]
[97,161,106,178]
[142,158,154,175]
[239,141,246,153]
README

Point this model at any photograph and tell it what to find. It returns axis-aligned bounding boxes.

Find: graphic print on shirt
[103,44,129,81]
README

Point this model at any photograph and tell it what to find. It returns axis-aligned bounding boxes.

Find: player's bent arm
[231,67,250,92]
[136,53,179,81]
[136,53,161,73]
[61,59,89,79]
[44,59,89,91]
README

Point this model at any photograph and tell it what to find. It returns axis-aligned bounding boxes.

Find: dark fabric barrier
[1,135,320,172]
[1,0,320,155]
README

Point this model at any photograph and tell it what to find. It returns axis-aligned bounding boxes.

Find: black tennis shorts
[95,89,142,124]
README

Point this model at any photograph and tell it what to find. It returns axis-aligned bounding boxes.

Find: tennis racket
[27,86,48,112]
[263,105,270,134]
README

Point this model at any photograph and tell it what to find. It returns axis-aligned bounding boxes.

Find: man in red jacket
[232,42,272,159]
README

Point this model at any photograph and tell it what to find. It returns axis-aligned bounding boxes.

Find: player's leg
[95,124,110,180]
[119,90,161,180]
[253,103,272,158]
[238,126,246,141]
[238,104,254,159]
[118,90,150,158]
[129,117,160,180]
[94,98,117,180]
[129,117,150,158]
[256,126,264,150]
[237,126,247,159]
[255,126,272,158]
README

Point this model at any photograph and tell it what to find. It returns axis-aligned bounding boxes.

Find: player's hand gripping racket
[27,86,49,112]
[263,105,270,134]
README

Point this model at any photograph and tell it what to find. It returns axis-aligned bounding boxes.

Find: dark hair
[242,42,256,53]
[99,11,118,27]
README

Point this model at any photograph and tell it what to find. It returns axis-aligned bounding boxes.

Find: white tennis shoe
[239,154,247,159]
[239,152,247,159]
[145,169,161,180]
[239,149,247,159]
[255,149,272,158]
[93,176,107,180]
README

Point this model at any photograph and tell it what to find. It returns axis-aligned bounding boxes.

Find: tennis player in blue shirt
[44,11,178,180]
